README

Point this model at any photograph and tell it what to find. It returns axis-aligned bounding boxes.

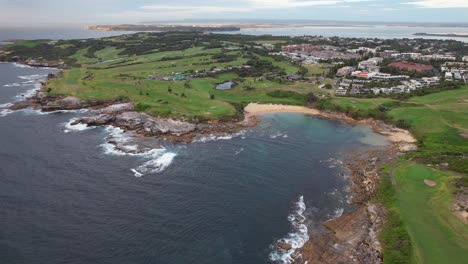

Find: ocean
[0,61,391,263]
[0,25,467,42]
[223,25,468,42]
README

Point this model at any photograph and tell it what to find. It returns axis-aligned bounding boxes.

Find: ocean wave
[99,126,176,176]
[3,83,22,87]
[15,83,43,100]
[0,103,13,108]
[194,130,246,143]
[18,74,48,81]
[330,208,344,219]
[131,152,176,177]
[269,195,309,264]
[63,118,96,133]
[12,63,33,69]
[235,147,244,155]
[270,132,289,139]
[0,109,13,117]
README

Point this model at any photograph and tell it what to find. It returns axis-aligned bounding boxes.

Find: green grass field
[41,38,325,120]
[392,164,467,264]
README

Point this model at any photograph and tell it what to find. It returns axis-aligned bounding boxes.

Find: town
[271,36,467,97]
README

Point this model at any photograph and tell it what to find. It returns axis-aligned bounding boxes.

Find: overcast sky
[2,0,468,25]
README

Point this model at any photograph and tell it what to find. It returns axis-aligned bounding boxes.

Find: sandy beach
[244,103,417,146]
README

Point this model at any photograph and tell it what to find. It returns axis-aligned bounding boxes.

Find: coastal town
[271,36,467,97]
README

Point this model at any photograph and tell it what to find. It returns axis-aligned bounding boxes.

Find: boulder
[277,242,292,251]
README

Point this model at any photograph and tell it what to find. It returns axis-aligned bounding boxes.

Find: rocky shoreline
[8,88,252,144]
[244,105,417,264]
[7,78,417,264]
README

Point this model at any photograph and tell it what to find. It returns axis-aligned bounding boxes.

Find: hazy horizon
[2,0,468,26]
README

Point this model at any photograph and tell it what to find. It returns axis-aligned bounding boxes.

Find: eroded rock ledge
[9,92,248,143]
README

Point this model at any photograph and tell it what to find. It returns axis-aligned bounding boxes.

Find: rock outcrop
[294,204,385,264]
[9,91,246,143]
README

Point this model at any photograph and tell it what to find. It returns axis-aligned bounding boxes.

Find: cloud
[402,0,468,8]
[141,0,376,13]
[113,0,378,20]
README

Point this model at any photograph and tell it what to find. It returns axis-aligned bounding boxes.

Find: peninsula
[414,32,468,38]
[88,24,240,32]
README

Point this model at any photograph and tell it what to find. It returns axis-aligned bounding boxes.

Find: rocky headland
[7,81,417,264]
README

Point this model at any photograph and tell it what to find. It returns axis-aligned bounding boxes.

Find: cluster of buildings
[441,62,468,82]
[276,44,361,65]
[379,51,457,61]
[148,65,252,82]
[336,76,440,96]
[388,61,434,73]
[281,44,321,53]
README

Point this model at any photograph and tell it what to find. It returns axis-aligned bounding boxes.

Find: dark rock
[277,242,292,251]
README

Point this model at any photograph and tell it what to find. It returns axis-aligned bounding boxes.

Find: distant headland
[88,24,240,32]
[414,32,468,38]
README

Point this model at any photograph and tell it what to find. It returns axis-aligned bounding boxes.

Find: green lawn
[388,86,468,164]
[305,63,332,76]
[331,97,394,110]
[392,164,468,264]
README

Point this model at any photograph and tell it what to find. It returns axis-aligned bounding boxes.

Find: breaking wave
[270,132,289,139]
[99,126,176,177]
[131,153,177,177]
[12,63,33,69]
[269,195,309,264]
[194,131,246,143]
[63,118,95,133]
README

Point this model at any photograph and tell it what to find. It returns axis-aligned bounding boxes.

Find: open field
[392,164,467,264]
[15,32,338,121]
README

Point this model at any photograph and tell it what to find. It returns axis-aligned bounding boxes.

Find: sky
[1,0,468,26]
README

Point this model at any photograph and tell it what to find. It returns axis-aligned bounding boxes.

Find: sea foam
[269,195,309,264]
[100,126,176,176]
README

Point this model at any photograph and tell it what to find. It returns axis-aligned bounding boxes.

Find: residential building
[445,72,453,81]
[335,88,347,96]
[336,66,355,77]
[388,61,434,73]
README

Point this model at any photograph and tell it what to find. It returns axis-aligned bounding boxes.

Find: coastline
[244,103,417,264]
[4,69,418,263]
[244,103,416,147]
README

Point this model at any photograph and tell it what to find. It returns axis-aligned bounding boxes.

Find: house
[340,79,352,88]
[358,57,383,71]
[463,56,468,62]
[336,66,355,77]
[463,73,468,83]
[454,72,462,81]
[318,84,327,89]
[380,50,399,58]
[350,88,361,95]
[391,86,404,93]
[351,71,369,79]
[420,77,440,86]
[284,74,303,81]
[445,72,453,81]
[367,65,381,73]
[380,88,392,95]
[336,88,347,96]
